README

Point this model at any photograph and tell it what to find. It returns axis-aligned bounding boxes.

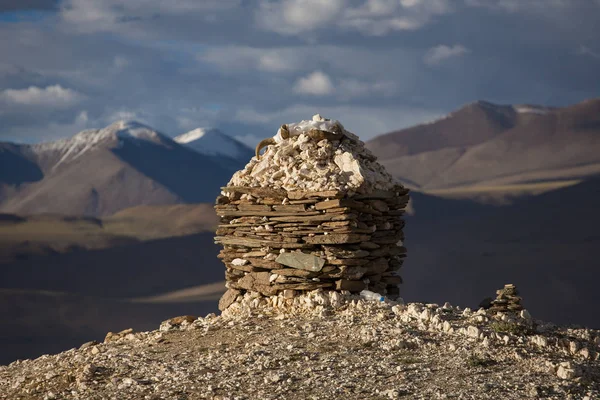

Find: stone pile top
[489,283,524,313]
[227,114,395,194]
[2,291,599,400]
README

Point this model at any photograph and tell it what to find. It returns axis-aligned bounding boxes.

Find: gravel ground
[1,290,599,400]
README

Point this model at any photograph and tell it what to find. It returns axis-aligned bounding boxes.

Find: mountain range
[0,121,252,216]
[367,98,600,195]
[2,98,599,217]
[2,97,600,363]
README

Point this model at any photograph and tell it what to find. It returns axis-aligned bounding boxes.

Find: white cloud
[257,0,597,38]
[257,0,451,36]
[60,0,241,33]
[423,44,469,65]
[293,71,335,95]
[256,0,346,35]
[0,85,84,108]
[340,0,450,35]
[200,45,420,84]
[199,45,416,101]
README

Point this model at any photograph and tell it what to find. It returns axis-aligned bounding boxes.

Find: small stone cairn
[215,115,409,310]
[489,283,524,313]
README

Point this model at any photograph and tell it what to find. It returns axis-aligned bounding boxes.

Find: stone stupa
[214,114,409,310]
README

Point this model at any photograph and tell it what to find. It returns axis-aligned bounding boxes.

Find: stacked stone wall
[215,185,408,310]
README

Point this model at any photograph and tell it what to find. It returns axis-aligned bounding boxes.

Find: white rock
[579,347,591,360]
[227,115,396,193]
[382,389,401,399]
[556,361,580,380]
[391,305,406,315]
[231,258,248,266]
[569,341,580,355]
[530,335,548,348]
[313,292,329,306]
[467,326,481,339]
[407,303,423,318]
[442,321,452,333]
[330,291,343,308]
[334,152,364,187]
[420,308,433,323]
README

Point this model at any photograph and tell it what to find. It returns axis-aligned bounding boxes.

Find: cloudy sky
[1,0,599,145]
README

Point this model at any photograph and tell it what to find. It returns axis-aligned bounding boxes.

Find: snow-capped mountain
[0,121,239,216]
[174,128,253,162]
[30,121,173,171]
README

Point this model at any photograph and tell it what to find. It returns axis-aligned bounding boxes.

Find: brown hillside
[0,121,240,216]
[367,99,600,191]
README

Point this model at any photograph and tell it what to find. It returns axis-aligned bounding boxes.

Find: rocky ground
[1,290,599,400]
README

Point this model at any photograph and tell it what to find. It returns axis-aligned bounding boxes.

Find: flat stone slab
[303,233,369,244]
[275,252,325,272]
[218,288,241,311]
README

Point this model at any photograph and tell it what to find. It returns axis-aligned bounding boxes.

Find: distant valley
[0,203,219,263]
[404,178,600,329]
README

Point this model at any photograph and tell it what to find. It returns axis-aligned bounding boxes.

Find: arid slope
[367,98,600,192]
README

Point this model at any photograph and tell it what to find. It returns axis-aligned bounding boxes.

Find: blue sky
[0,0,599,145]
